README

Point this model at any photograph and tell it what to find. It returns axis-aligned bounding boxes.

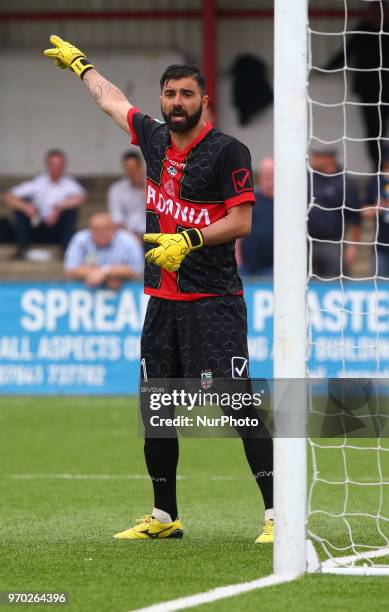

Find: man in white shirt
[64,212,143,290]
[4,149,86,256]
[107,151,146,238]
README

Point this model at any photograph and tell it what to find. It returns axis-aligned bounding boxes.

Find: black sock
[144,437,179,520]
[242,434,274,510]
[225,398,274,510]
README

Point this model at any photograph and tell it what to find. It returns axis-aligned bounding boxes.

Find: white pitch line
[129,574,299,612]
[2,474,244,481]
[3,474,186,481]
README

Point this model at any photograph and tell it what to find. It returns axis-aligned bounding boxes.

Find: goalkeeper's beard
[162,104,203,134]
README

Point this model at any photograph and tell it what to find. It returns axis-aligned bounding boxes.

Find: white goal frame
[273,0,308,578]
[273,0,389,577]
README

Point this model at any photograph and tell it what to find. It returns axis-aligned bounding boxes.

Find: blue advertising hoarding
[0,280,388,394]
[0,282,147,394]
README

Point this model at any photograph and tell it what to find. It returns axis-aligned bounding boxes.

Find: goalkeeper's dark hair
[160,65,206,95]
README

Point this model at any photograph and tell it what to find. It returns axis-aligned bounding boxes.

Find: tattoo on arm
[93,84,103,100]
[83,73,131,130]
[84,76,124,105]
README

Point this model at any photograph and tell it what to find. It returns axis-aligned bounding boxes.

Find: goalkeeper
[44,36,274,543]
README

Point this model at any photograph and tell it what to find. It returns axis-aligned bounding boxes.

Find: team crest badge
[167,165,177,177]
[164,178,175,197]
[201,370,213,390]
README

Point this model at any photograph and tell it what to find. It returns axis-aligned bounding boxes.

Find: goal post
[273,0,308,577]
[273,0,389,577]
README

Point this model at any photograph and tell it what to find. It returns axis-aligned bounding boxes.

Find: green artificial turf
[0,397,388,612]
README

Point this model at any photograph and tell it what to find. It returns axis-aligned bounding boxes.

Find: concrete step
[0,245,64,280]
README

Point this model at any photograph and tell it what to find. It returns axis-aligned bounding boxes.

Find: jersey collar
[169,122,213,158]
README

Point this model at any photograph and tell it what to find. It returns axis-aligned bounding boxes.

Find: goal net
[306,0,389,574]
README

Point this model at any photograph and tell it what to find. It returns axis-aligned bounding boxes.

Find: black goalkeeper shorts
[140,296,271,439]
[140,295,249,380]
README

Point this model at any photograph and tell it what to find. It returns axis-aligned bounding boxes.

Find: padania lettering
[147,186,210,226]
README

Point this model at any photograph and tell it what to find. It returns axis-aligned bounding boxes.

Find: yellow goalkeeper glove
[43,34,94,79]
[144,229,204,272]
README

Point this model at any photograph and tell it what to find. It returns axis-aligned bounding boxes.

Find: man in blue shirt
[64,212,144,289]
[240,157,274,276]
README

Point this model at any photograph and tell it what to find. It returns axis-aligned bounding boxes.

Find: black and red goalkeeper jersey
[127,108,255,300]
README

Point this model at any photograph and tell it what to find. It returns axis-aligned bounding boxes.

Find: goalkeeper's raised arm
[43,35,132,134]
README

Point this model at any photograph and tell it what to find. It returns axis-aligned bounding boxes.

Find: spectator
[325,1,389,170]
[308,147,361,278]
[64,213,143,290]
[363,148,389,277]
[240,157,274,276]
[4,149,86,257]
[107,151,146,238]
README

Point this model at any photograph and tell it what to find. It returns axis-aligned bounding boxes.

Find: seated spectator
[308,147,361,278]
[107,151,146,238]
[4,149,86,257]
[240,157,274,276]
[363,148,389,277]
[64,213,143,290]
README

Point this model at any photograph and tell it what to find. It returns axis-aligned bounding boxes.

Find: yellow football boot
[255,519,274,544]
[113,515,183,540]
